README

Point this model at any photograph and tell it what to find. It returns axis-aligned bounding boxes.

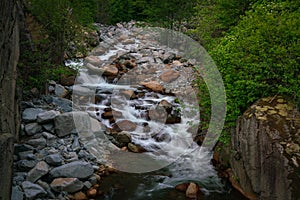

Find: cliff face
[0,0,19,199]
[231,97,300,200]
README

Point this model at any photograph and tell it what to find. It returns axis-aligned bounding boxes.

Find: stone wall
[0,0,19,199]
[230,97,300,200]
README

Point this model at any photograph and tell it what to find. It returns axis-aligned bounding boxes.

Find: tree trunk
[0,0,20,199]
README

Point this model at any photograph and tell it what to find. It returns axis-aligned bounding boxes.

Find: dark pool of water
[96,172,248,200]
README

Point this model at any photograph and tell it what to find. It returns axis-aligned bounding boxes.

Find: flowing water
[71,23,247,199]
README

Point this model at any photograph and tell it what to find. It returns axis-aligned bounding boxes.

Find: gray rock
[13,173,26,186]
[49,161,94,179]
[11,186,24,200]
[229,97,300,200]
[88,175,98,185]
[71,137,81,151]
[14,144,34,155]
[45,154,63,166]
[51,97,73,112]
[37,110,60,124]
[17,160,38,171]
[26,137,47,149]
[54,112,91,137]
[115,131,131,147]
[78,150,90,159]
[24,123,43,135]
[37,180,56,199]
[22,181,47,200]
[54,84,68,98]
[26,161,49,183]
[22,108,45,122]
[50,177,83,193]
[18,151,34,160]
[64,152,79,163]
[48,85,55,93]
[83,181,92,189]
[42,124,55,133]
[42,131,56,139]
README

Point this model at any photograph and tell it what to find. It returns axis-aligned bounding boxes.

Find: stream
[70,22,246,200]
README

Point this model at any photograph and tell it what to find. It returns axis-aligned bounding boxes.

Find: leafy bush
[212,0,300,124]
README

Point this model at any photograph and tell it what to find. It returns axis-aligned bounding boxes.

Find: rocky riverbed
[12,21,243,200]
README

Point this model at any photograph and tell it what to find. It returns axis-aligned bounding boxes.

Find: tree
[29,0,95,64]
[212,0,300,123]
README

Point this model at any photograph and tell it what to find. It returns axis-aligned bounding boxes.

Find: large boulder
[54,111,91,137]
[49,161,94,179]
[230,97,300,200]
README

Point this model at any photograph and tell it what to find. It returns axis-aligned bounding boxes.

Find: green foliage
[29,0,95,64]
[192,0,300,144]
[18,40,76,93]
[143,0,195,29]
[213,0,300,123]
[190,0,256,48]
[103,0,196,29]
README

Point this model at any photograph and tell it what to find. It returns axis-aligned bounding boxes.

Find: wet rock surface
[12,21,205,199]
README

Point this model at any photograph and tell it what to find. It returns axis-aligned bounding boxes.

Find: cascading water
[72,22,244,199]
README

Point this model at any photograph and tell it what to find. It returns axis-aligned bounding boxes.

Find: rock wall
[230,97,300,200]
[0,0,19,199]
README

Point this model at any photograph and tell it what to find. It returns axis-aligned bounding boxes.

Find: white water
[78,76,223,194]
[75,24,224,196]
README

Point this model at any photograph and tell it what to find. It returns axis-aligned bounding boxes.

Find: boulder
[54,84,68,98]
[45,154,63,166]
[159,70,180,83]
[85,55,102,67]
[54,111,91,137]
[37,110,60,124]
[230,97,300,200]
[114,131,131,147]
[74,191,88,200]
[17,160,37,171]
[22,108,45,123]
[22,181,47,200]
[175,183,189,192]
[128,143,146,153]
[43,96,72,112]
[26,161,49,182]
[102,65,119,76]
[49,161,94,179]
[140,81,164,93]
[26,137,47,149]
[113,120,137,132]
[24,123,43,135]
[186,182,200,199]
[50,178,83,193]
[11,186,24,200]
[61,74,75,86]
